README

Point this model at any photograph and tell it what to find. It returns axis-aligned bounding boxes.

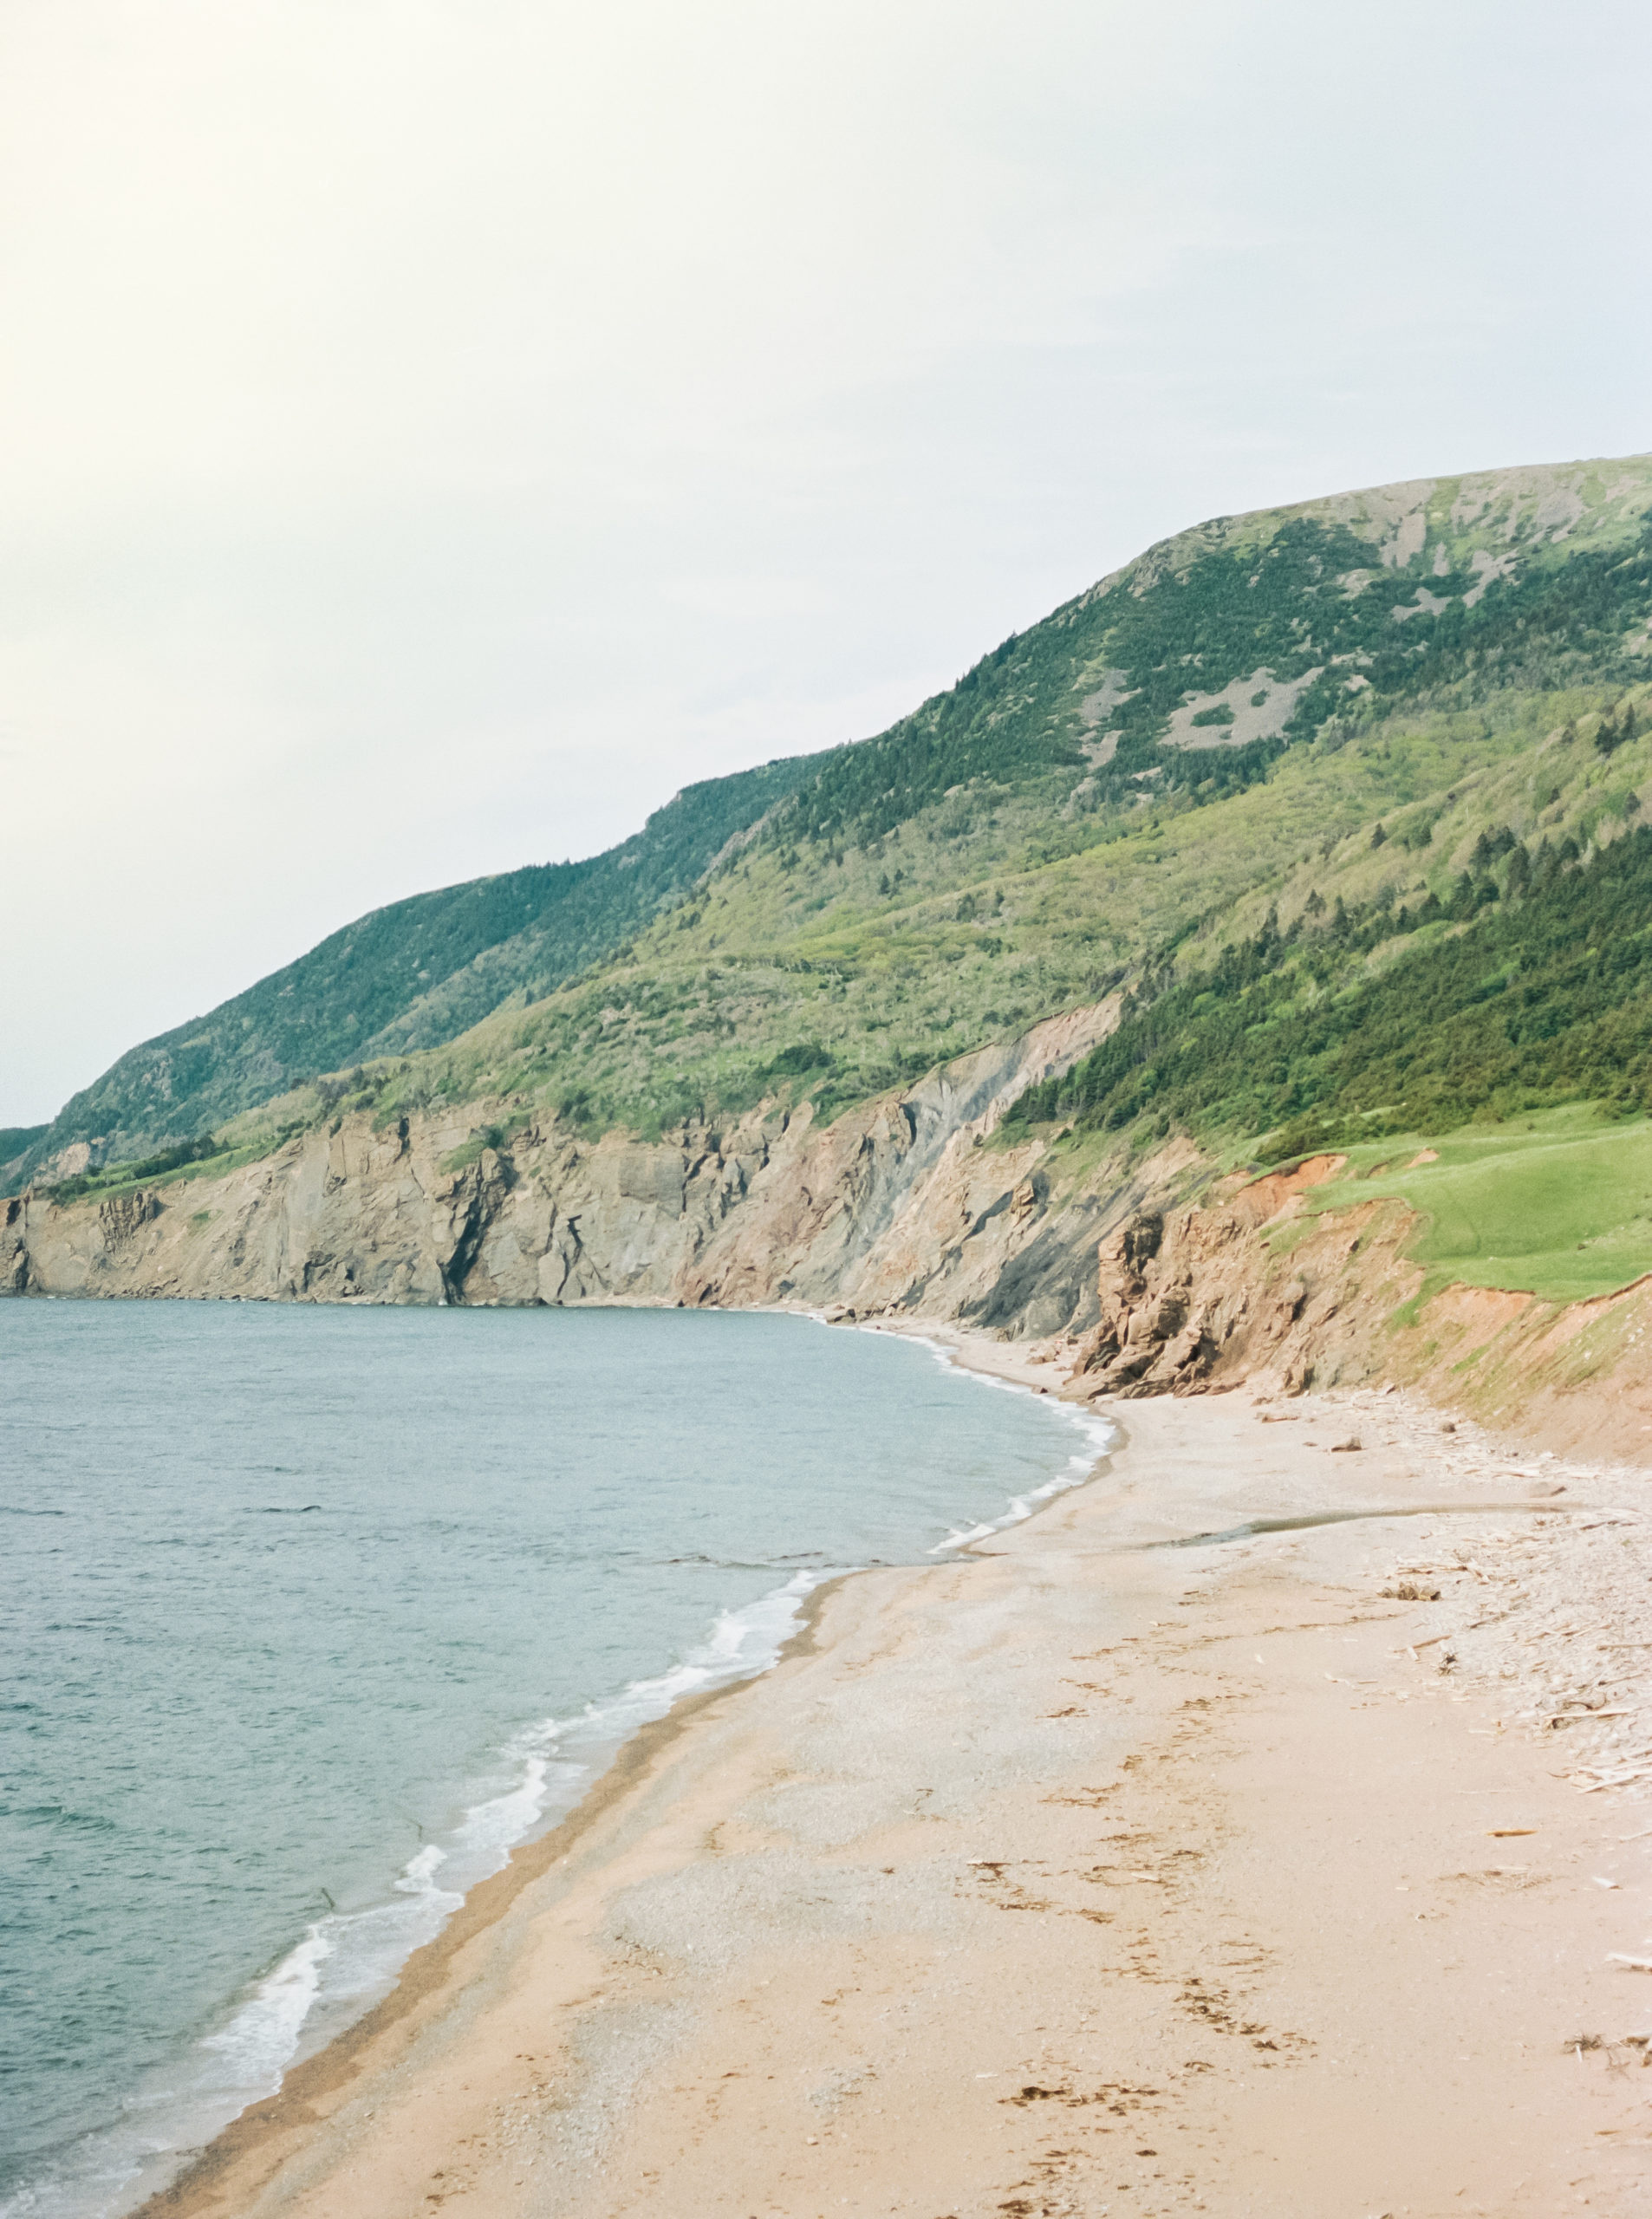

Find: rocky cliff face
[1067,1155,1652,1465]
[1072,1156,1355,1398]
[8,992,1650,1466]
[0,1004,1128,1336]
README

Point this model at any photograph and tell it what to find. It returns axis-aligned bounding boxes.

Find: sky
[3,2,1649,1127]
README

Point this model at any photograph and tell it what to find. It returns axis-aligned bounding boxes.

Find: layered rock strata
[0,1005,1124,1337]
[7,999,1652,1464]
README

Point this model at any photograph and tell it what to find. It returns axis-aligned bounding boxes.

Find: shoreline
[113,1318,1110,2218]
[137,1608,839,2218]
[127,1331,1652,2217]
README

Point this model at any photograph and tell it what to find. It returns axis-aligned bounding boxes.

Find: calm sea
[0,1301,1106,2217]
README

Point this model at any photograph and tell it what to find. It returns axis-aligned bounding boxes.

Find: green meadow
[1303,1105,1652,1303]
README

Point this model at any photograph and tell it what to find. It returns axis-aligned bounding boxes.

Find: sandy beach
[143,1340,1652,2219]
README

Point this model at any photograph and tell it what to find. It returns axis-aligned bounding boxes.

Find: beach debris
[1608,1954,1652,1971]
[1593,1877,1621,1889]
[1488,1828,1538,1838]
[1382,1581,1442,1601]
[1330,1436,1363,1452]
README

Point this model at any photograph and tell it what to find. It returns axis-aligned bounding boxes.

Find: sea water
[0,1301,1108,2217]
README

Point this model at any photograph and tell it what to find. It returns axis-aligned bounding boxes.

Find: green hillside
[17,452,1652,1244]
[359,454,1652,1142]
[0,1125,47,1181]
[11,753,820,1182]
[1008,739,1652,1150]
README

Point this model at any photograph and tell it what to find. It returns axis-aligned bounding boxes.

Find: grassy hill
[352,452,1652,1140]
[1298,1107,1652,1306]
[9,753,821,1185]
[17,451,1652,1271]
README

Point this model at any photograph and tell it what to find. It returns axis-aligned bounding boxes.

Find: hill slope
[12,452,1652,1461]
[12,450,1652,1253]
[8,753,820,1188]
[333,451,1652,1144]
[18,450,1652,1198]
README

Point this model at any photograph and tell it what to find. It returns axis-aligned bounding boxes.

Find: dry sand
[143,1344,1652,2219]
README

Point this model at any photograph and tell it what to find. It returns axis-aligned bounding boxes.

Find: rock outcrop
[8,995,1652,1466]
[1073,1155,1350,1396]
[0,1003,1126,1335]
[1063,1154,1652,1467]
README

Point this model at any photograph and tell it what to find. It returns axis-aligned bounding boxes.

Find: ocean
[0,1300,1107,2217]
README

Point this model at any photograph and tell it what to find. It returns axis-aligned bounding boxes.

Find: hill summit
[10,449,1652,1202]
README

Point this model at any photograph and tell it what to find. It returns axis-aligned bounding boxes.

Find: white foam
[195,1842,467,2101]
[452,1754,568,1866]
[4,1328,1107,2219]
[547,1568,827,1756]
[198,1926,331,2088]
[174,1564,833,2139]
[899,1334,1116,1553]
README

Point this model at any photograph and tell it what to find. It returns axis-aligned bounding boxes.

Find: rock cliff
[1068,1154,1652,1464]
[0,1004,1125,1333]
[8,992,1650,1467]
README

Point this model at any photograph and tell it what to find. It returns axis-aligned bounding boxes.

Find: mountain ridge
[10,447,1652,1244]
[10,446,1652,1463]
[6,752,822,1188]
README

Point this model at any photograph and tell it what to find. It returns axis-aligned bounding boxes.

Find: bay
[0,1301,1105,2216]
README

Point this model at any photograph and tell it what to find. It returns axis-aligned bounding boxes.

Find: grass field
[1302,1104,1652,1303]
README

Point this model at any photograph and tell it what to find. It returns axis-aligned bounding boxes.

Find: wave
[3,1331,1110,2219]
[174,1344,1110,2142]
[886,1331,1115,1552]
[201,1567,829,2084]
[1,1565,830,2219]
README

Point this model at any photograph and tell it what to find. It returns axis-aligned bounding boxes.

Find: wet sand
[144,1361,1652,2219]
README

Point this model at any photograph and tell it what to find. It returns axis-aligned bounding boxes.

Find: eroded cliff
[1,1005,1127,1336]
[8,993,1650,1467]
[1067,1154,1652,1463]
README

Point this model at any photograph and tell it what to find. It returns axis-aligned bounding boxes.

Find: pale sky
[3,1,1649,1126]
